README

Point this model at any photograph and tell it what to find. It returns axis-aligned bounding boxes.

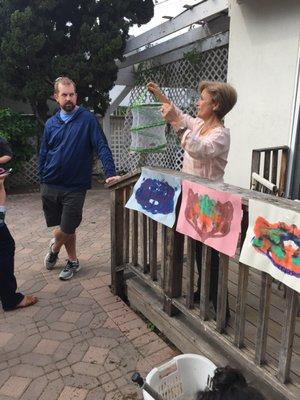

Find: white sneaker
[59,259,81,281]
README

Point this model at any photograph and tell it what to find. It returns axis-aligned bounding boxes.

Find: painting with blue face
[125,168,181,228]
[135,178,175,215]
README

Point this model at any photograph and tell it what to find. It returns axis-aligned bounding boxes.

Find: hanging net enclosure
[130,99,167,153]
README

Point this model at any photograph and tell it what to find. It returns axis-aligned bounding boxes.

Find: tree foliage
[0,108,36,173]
[0,0,154,124]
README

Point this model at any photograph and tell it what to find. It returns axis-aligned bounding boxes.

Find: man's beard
[62,102,76,112]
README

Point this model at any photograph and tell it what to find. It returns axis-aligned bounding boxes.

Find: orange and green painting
[176,180,242,257]
[184,189,234,241]
[240,199,300,294]
[252,217,300,278]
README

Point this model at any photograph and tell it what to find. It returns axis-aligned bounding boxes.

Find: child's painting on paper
[176,180,242,257]
[240,199,300,293]
[125,168,181,228]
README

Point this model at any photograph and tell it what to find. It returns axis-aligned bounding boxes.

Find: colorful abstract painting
[240,199,300,293]
[125,168,181,228]
[176,180,242,256]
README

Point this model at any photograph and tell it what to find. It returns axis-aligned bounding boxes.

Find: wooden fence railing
[109,167,299,400]
[251,145,289,196]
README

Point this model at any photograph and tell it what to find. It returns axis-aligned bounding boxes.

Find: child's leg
[0,176,6,206]
[0,223,24,310]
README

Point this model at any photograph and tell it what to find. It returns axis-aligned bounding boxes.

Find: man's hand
[105,175,121,184]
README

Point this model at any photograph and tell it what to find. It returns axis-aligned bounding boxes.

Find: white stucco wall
[225,0,300,188]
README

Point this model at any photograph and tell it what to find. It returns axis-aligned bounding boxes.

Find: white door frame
[287,36,300,198]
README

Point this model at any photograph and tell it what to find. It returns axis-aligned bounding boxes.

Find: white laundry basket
[143,354,216,400]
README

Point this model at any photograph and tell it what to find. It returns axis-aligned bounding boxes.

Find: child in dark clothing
[0,136,12,177]
[0,169,37,310]
[196,366,265,400]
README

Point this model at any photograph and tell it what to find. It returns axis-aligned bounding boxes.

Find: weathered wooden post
[140,213,148,273]
[131,210,138,266]
[186,237,195,309]
[278,288,298,383]
[111,187,125,298]
[163,227,184,316]
[255,272,272,365]
[199,245,211,320]
[216,253,229,333]
[149,219,158,281]
[109,171,141,298]
[234,206,249,348]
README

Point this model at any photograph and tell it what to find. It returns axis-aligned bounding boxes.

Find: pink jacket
[171,105,230,182]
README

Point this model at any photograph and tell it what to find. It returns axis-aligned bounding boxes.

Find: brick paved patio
[0,188,179,400]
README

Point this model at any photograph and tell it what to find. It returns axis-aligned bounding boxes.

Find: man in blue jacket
[39,76,119,281]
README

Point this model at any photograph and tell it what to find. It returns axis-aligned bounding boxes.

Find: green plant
[146,321,156,332]
[112,106,128,117]
[183,49,203,66]
[0,108,36,173]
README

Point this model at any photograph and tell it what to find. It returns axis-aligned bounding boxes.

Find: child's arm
[0,154,12,164]
[0,137,13,164]
[0,176,6,206]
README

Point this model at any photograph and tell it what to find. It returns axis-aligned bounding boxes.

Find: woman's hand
[146,82,170,104]
[147,82,180,126]
[160,103,180,126]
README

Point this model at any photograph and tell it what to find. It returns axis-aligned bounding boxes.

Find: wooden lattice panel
[119,45,228,173]
[9,155,39,188]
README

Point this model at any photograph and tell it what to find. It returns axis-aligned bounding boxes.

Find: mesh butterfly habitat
[129,90,167,153]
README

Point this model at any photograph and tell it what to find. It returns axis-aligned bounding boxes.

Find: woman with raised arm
[147,81,237,325]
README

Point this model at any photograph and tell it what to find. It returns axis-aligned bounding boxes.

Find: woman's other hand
[147,82,170,104]
[160,103,180,126]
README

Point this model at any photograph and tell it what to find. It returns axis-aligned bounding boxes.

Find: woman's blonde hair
[199,81,237,120]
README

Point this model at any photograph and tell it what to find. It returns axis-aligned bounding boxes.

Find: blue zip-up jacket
[39,107,116,191]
